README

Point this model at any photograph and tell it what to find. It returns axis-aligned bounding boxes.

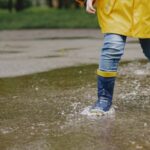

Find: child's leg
[91,33,127,112]
[139,38,150,60]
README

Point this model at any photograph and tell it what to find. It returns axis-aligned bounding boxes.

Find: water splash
[80,106,115,119]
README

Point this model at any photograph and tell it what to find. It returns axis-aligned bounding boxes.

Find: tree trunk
[47,0,53,7]
[58,0,69,9]
[51,0,75,9]
[15,0,24,12]
[8,0,13,12]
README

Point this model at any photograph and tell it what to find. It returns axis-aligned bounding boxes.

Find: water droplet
[136,145,143,149]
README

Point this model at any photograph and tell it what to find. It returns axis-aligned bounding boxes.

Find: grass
[0,7,99,30]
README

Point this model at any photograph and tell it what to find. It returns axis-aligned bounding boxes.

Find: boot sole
[80,106,115,118]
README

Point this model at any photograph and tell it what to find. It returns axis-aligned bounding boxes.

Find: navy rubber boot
[91,75,116,112]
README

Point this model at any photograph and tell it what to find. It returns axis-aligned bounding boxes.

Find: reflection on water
[0,60,150,150]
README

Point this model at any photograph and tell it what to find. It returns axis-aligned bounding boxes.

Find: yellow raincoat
[96,0,150,38]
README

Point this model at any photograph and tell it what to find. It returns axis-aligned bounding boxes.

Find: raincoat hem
[101,29,150,39]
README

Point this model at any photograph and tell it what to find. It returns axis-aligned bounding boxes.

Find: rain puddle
[34,55,62,59]
[0,50,22,54]
[0,60,150,150]
[36,36,99,40]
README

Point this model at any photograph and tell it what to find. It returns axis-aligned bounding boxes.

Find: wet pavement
[0,60,150,150]
[0,30,150,150]
[0,29,146,77]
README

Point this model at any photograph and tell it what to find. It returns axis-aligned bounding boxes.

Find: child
[85,0,150,115]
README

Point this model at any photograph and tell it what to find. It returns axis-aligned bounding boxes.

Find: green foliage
[0,0,80,11]
[0,7,99,30]
[0,0,32,11]
[15,0,32,12]
[0,0,9,9]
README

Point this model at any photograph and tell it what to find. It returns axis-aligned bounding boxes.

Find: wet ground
[0,59,150,150]
[0,29,146,77]
[0,29,149,150]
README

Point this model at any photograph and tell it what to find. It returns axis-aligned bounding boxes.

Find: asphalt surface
[0,29,146,77]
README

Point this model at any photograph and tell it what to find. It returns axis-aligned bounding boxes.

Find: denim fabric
[93,34,150,112]
[99,34,150,72]
[99,34,127,71]
[139,38,150,60]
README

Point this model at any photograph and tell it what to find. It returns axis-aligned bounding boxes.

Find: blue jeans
[99,34,150,71]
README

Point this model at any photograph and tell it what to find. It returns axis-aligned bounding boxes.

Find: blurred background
[1,1,150,150]
[0,0,99,30]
